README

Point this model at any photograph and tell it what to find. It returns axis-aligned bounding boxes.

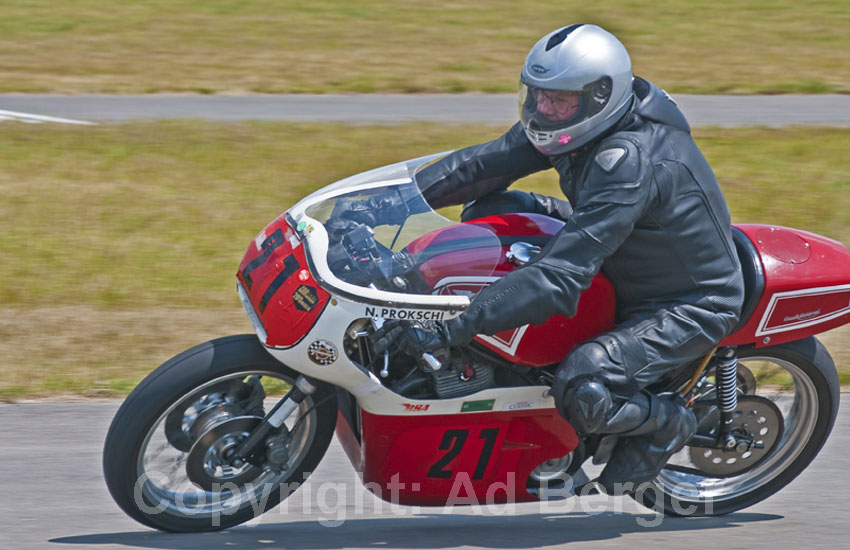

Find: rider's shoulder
[588,135,645,181]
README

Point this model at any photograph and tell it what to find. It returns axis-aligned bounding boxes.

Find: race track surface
[1,94,849,126]
[1,398,847,550]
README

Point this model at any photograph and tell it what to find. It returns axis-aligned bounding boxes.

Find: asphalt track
[1,398,847,550]
[1,94,849,126]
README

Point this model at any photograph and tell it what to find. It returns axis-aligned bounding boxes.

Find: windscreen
[297,158,503,298]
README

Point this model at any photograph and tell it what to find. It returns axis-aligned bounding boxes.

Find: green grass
[1,121,849,397]
[0,0,847,94]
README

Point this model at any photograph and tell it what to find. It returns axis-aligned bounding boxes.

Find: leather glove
[329,195,408,228]
[372,318,472,356]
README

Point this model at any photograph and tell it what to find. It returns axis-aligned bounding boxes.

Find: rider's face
[535,90,581,121]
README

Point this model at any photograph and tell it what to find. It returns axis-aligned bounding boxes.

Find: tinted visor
[519,77,613,133]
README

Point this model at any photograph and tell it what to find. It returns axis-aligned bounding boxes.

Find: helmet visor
[519,77,613,134]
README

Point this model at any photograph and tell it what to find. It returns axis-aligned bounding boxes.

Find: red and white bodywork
[234,154,850,505]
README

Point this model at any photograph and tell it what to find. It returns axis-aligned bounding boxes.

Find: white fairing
[264,294,555,416]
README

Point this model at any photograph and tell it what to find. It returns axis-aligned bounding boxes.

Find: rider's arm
[446,137,654,341]
[417,122,550,209]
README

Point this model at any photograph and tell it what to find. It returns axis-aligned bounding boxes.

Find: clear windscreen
[297,158,503,297]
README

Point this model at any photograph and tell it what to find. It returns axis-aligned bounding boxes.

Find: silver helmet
[519,24,634,156]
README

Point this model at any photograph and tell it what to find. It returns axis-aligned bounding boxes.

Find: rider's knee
[552,342,616,434]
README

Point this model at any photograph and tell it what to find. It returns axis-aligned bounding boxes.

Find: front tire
[103,335,338,532]
[633,337,840,516]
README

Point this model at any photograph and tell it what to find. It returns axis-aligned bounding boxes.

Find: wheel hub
[185,416,264,491]
[530,452,574,483]
[689,395,784,477]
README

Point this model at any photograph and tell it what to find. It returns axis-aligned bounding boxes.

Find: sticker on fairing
[364,306,447,321]
[254,231,267,252]
[292,285,320,312]
[502,399,537,411]
[461,399,495,413]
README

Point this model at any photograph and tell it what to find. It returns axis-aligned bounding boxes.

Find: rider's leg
[460,189,572,222]
[552,304,738,493]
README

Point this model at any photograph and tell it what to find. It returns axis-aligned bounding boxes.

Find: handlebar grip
[421,353,443,371]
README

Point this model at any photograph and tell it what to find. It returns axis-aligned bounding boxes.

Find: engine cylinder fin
[431,356,495,398]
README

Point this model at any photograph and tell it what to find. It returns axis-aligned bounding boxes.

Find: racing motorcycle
[104,153,843,532]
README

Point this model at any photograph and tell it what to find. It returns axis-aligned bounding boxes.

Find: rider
[375,24,745,492]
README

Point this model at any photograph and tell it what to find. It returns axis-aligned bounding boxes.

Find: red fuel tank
[409,213,616,367]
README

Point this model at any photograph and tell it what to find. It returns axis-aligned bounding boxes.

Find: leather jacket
[416,77,745,339]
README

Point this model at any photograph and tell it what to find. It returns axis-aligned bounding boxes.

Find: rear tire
[103,335,338,532]
[632,337,840,516]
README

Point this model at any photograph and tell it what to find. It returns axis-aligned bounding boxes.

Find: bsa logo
[307,340,338,366]
[293,284,319,312]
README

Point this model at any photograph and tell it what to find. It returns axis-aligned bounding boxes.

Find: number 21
[427,428,499,479]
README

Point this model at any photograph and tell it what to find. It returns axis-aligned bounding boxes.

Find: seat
[731,227,766,331]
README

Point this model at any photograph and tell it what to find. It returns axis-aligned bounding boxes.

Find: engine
[343,319,546,400]
[427,354,496,399]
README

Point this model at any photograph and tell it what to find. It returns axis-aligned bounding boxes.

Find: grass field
[1,121,849,398]
[0,0,848,95]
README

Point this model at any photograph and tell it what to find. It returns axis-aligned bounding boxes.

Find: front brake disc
[164,378,264,452]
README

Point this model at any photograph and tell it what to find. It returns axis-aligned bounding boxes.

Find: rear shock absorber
[715,346,739,449]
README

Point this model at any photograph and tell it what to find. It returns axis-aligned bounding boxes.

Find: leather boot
[597,392,696,494]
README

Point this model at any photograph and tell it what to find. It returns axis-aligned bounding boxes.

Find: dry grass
[0,306,252,400]
[0,0,847,94]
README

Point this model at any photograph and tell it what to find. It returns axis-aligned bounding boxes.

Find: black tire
[633,336,840,516]
[103,335,338,532]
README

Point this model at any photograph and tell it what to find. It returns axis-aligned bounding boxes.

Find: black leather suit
[416,78,745,479]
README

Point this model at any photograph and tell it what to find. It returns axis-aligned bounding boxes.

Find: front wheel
[103,335,338,532]
[633,336,840,516]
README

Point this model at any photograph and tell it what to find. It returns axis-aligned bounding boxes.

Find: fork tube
[229,376,318,466]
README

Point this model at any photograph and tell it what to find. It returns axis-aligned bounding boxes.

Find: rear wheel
[632,337,840,516]
[103,335,338,532]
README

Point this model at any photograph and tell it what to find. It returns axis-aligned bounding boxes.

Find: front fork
[228,375,319,468]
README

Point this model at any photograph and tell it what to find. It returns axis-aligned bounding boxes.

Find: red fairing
[358,408,579,506]
[335,409,363,472]
[410,213,616,366]
[724,224,850,347]
[236,214,329,348]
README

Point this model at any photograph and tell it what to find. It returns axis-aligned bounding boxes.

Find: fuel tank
[410,213,616,367]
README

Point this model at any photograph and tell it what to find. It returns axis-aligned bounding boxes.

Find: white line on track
[0,109,95,125]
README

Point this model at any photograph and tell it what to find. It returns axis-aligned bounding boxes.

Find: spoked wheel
[633,337,840,516]
[103,335,338,532]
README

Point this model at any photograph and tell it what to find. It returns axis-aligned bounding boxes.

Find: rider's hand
[330,198,378,227]
[372,320,454,356]
[367,195,408,226]
[329,194,408,230]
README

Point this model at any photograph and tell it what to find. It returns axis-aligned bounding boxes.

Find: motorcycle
[104,152,843,532]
